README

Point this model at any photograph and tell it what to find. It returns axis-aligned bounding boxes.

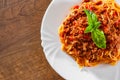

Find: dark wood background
[0,0,64,80]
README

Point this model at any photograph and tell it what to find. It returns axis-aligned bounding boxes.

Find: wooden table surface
[0,0,64,80]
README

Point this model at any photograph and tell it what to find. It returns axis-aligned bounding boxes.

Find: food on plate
[58,0,120,67]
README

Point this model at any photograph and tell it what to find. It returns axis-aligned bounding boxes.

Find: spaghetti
[58,0,120,67]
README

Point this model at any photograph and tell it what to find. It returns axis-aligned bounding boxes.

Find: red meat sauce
[59,0,120,66]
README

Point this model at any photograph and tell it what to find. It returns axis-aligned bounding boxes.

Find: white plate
[41,0,120,80]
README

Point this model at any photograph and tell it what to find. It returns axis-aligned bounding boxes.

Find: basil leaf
[91,29,106,48]
[84,10,93,24]
[92,13,97,22]
[84,9,106,48]
[84,25,93,33]
[94,22,101,29]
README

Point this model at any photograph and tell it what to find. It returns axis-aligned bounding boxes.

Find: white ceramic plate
[41,0,120,80]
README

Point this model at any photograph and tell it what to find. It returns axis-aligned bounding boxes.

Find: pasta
[58,0,120,67]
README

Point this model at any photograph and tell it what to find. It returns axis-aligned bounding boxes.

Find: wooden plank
[0,0,64,80]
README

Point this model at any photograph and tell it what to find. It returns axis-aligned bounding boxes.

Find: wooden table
[0,0,63,80]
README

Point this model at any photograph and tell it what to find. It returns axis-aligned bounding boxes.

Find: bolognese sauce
[58,0,120,67]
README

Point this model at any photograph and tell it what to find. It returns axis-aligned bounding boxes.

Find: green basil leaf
[92,13,97,22]
[94,22,101,29]
[84,9,93,24]
[84,25,93,33]
[91,29,106,48]
[84,9,106,48]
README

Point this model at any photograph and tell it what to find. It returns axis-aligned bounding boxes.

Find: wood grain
[0,0,64,80]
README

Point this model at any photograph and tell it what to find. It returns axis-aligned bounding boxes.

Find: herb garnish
[84,9,106,48]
